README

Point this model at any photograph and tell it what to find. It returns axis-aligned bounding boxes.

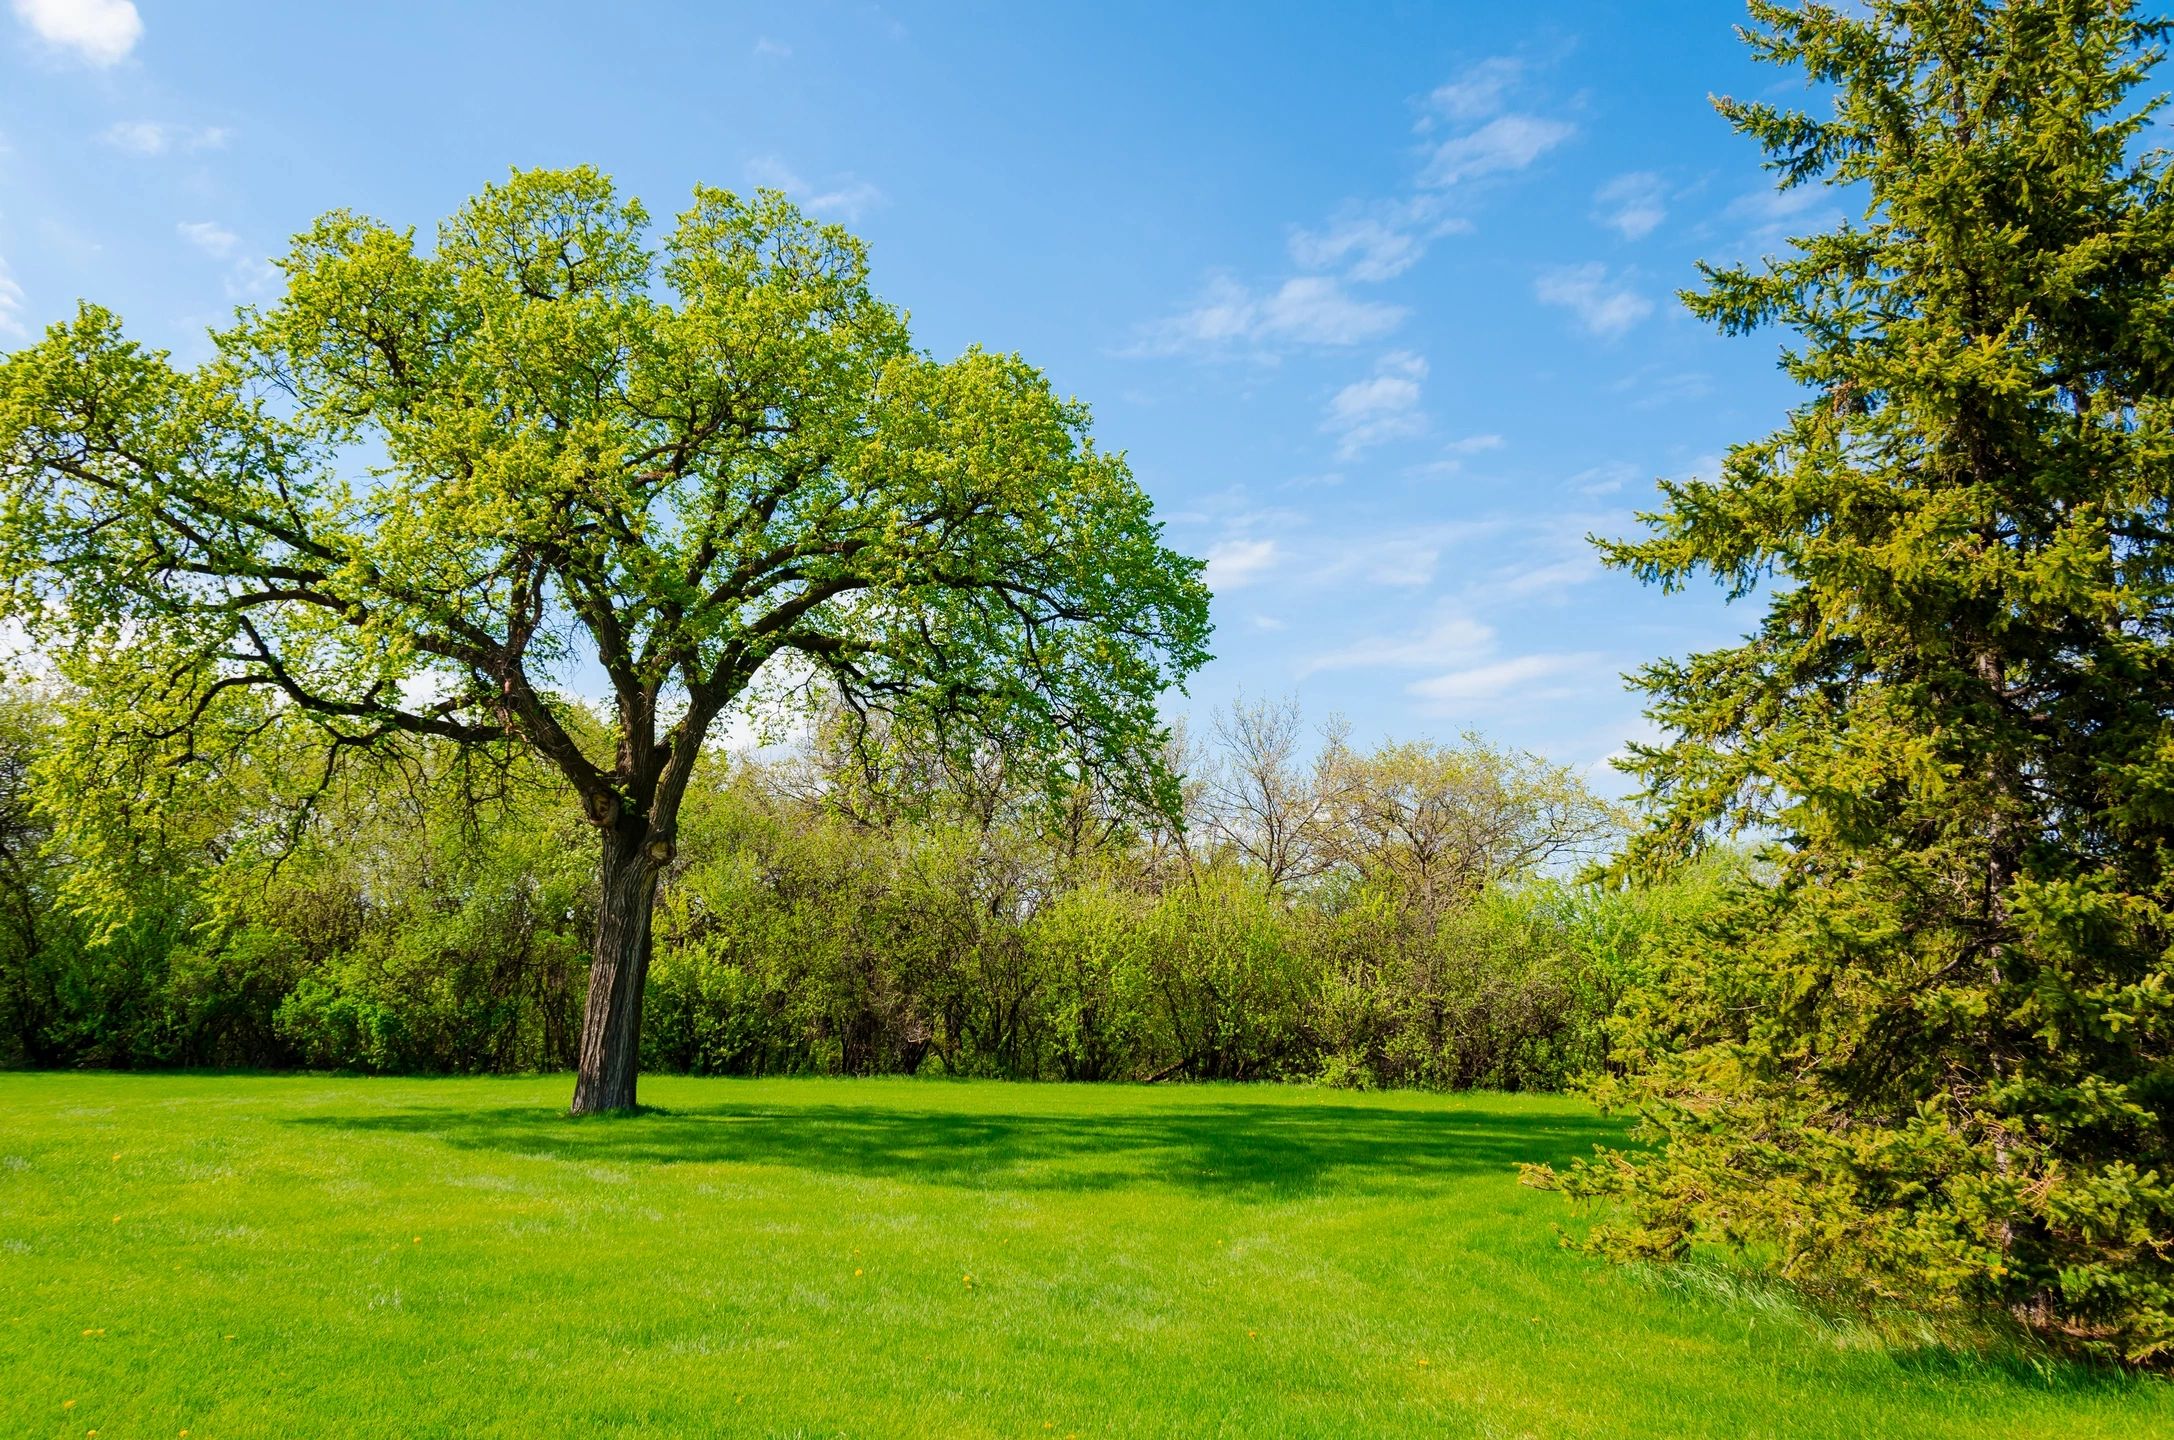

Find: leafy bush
[0,689,1701,1096]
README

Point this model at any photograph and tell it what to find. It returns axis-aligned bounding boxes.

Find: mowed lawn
[1,1074,2165,1439]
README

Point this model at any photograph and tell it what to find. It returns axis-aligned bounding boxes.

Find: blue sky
[0,1,1837,782]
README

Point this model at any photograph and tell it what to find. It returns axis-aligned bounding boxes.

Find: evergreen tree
[1549,0,2174,1361]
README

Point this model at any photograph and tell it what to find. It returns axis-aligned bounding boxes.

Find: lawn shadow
[284,1090,1627,1200]
[1634,1253,2153,1399]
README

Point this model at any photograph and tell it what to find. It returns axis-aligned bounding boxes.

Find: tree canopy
[0,166,1212,1111]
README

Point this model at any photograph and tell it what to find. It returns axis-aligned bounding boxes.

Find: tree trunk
[570,824,665,1114]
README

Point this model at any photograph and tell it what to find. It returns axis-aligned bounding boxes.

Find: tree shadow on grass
[1633,1257,2156,1398]
[284,1092,1628,1200]
[1880,1337,2147,1394]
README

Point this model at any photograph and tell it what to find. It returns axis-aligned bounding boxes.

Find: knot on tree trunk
[581,789,621,828]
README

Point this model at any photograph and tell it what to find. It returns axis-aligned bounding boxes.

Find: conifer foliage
[1550,0,2174,1361]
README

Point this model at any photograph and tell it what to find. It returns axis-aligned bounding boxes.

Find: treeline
[0,693,1731,1089]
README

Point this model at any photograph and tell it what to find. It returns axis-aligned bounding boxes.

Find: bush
[0,695,1709,1097]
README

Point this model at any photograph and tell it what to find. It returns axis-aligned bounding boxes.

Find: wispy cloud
[1302,607,1496,675]
[176,220,237,258]
[1593,171,1666,240]
[1339,534,1446,588]
[1301,590,1612,715]
[745,157,884,222]
[1323,350,1428,459]
[1182,498,1493,600]
[1724,181,1845,251]
[752,36,791,59]
[1495,553,1598,597]
[175,221,277,300]
[1421,113,1575,189]
[1204,537,1282,592]
[1469,502,1634,604]
[1136,52,1571,360]
[11,0,139,65]
[1309,58,1574,278]
[1426,56,1526,122]
[220,256,280,301]
[102,121,231,156]
[1607,365,1712,410]
[1132,274,1406,359]
[1288,213,1428,283]
[0,253,26,338]
[1534,262,1653,338]
[1569,460,1639,496]
[1410,652,1603,710]
[1479,503,1625,601]
[1404,432,1508,482]
[1415,58,1577,195]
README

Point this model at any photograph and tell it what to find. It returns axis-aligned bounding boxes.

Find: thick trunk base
[570,830,660,1115]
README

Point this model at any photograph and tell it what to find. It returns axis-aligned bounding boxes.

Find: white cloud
[1324,533,1444,589]
[1405,433,1505,482]
[177,220,237,258]
[1303,609,1496,675]
[1133,273,1406,358]
[101,121,230,156]
[1133,51,1564,363]
[1724,182,1845,251]
[1534,263,1653,338]
[1144,275,1255,350]
[1670,453,1726,486]
[173,222,278,300]
[746,157,884,222]
[1258,276,1406,345]
[1414,56,1574,196]
[1323,350,1427,459]
[1496,555,1597,596]
[1279,470,1345,492]
[1289,213,1425,282]
[1422,114,1575,189]
[223,257,281,301]
[1179,508,1495,602]
[1608,365,1712,409]
[1569,460,1638,496]
[1594,171,1666,240]
[1286,196,1472,290]
[1484,507,1619,600]
[0,253,25,338]
[1204,538,1281,592]
[1427,57,1524,122]
[101,121,165,154]
[11,0,139,65]
[752,36,791,59]
[1410,653,1600,709]
[1580,715,1666,794]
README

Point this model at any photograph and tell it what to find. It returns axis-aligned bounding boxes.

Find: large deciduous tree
[0,167,1211,1114]
[1547,0,2174,1361]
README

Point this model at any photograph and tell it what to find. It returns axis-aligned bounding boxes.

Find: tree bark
[570,822,666,1114]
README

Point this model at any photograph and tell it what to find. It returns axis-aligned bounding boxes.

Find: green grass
[2,1074,2165,1439]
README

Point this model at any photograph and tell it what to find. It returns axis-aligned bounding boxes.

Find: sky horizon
[0,1,1847,786]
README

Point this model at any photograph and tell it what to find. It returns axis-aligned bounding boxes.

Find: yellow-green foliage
[0,704,1715,1094]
